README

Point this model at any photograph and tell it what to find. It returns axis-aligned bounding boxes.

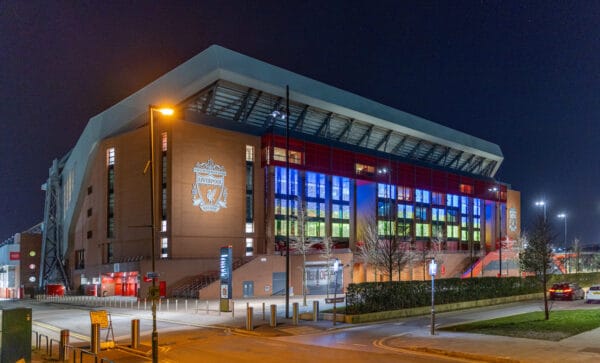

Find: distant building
[0,223,42,298]
[40,45,520,299]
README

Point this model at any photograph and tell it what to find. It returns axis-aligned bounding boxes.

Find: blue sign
[220,246,232,299]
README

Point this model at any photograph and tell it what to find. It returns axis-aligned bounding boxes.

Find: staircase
[171,257,254,298]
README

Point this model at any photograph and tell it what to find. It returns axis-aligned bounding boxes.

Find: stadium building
[39,45,521,299]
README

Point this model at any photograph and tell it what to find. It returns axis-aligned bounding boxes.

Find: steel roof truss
[357,124,374,147]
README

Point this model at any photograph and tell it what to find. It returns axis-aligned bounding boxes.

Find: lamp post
[557,213,567,273]
[148,105,173,363]
[535,200,547,221]
[332,258,340,326]
[489,187,502,277]
[429,259,437,335]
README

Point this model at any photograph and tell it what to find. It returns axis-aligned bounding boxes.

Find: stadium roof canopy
[56,45,504,244]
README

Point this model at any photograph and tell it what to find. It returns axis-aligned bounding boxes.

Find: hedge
[346,272,600,314]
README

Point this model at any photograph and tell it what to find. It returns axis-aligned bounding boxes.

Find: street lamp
[557,213,567,273]
[489,187,502,277]
[535,200,547,221]
[332,258,340,326]
[429,259,437,335]
[148,105,174,363]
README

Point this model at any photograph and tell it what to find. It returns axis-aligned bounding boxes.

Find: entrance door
[242,281,254,297]
[272,272,286,295]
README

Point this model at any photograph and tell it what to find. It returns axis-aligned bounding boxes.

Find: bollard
[175,299,178,312]
[262,302,266,321]
[59,329,69,361]
[232,300,235,318]
[270,304,277,327]
[167,299,170,311]
[313,300,319,322]
[246,306,254,331]
[144,298,147,311]
[292,302,299,326]
[185,299,188,312]
[131,319,140,349]
[206,300,209,314]
[91,323,100,354]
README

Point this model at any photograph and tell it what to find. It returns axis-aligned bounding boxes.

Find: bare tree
[519,215,555,320]
[289,198,319,306]
[320,236,335,297]
[572,237,582,273]
[357,217,380,282]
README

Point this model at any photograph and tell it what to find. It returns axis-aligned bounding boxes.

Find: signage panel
[219,246,233,299]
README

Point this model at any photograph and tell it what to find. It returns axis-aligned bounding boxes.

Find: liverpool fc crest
[192,159,228,212]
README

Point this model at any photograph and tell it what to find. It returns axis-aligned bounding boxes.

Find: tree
[289,198,319,306]
[519,215,555,320]
[572,237,582,273]
[320,236,335,297]
[357,218,380,282]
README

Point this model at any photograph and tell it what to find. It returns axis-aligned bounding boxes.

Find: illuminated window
[460,183,473,194]
[415,206,428,222]
[397,186,412,201]
[398,222,411,237]
[306,221,326,237]
[355,163,375,176]
[161,237,168,258]
[161,220,167,232]
[306,172,326,198]
[432,208,445,222]
[245,222,254,233]
[161,132,168,152]
[106,147,115,166]
[415,189,430,204]
[461,196,470,214]
[245,238,254,256]
[447,209,458,223]
[473,198,481,216]
[397,204,414,219]
[274,167,299,196]
[447,225,459,238]
[473,230,481,241]
[273,147,302,164]
[332,223,350,238]
[378,220,395,236]
[246,145,255,162]
[377,183,396,199]
[416,223,430,238]
[473,217,481,229]
[447,194,459,208]
[332,176,350,201]
[432,192,445,205]
[332,204,350,219]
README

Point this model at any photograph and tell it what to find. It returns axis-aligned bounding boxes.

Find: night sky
[1,1,599,247]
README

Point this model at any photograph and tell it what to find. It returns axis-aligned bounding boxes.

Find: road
[3,297,595,362]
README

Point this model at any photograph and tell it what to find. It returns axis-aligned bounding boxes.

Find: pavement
[5,295,600,363]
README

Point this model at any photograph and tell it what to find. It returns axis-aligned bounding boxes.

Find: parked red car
[549,282,584,300]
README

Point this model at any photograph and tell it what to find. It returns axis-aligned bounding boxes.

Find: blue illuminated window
[415,189,430,204]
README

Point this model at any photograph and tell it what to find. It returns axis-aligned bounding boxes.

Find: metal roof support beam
[445,151,463,168]
[391,135,408,155]
[357,124,374,147]
[315,112,332,137]
[433,147,451,165]
[292,105,309,132]
[201,84,218,115]
[375,130,393,152]
[337,119,354,142]
[459,154,476,171]
[481,160,497,177]
[420,144,437,162]
[407,140,423,159]
[467,157,484,173]
[233,88,254,122]
[242,90,262,123]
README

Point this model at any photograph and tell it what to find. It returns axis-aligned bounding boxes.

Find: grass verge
[441,309,600,341]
